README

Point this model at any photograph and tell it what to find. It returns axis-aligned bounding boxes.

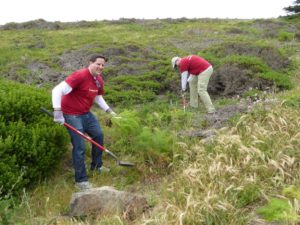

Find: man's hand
[106,108,121,118]
[53,110,65,124]
[110,111,117,116]
[111,111,123,119]
[105,109,122,126]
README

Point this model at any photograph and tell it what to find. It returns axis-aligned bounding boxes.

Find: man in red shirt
[172,55,216,114]
[52,54,116,190]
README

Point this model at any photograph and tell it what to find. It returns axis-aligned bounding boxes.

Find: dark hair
[89,54,108,63]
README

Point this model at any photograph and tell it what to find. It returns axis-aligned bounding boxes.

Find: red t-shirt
[62,68,104,115]
[179,55,211,75]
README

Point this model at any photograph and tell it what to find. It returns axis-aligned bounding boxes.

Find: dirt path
[177,97,273,140]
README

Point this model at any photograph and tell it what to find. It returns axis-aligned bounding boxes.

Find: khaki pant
[188,66,215,113]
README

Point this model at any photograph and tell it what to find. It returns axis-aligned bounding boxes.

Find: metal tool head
[118,161,135,167]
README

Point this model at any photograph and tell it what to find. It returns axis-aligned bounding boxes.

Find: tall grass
[138,102,300,224]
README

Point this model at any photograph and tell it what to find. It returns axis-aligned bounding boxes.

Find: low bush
[257,198,297,222]
[105,73,164,104]
[109,110,174,164]
[220,55,269,73]
[203,41,291,71]
[217,55,292,90]
[0,78,69,196]
[257,71,293,90]
[281,92,300,108]
[277,31,294,42]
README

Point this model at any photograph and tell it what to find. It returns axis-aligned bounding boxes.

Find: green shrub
[0,79,69,196]
[136,104,172,128]
[257,198,297,222]
[235,184,261,208]
[0,198,14,225]
[221,55,269,73]
[217,55,292,90]
[283,186,300,200]
[109,110,174,164]
[257,71,293,90]
[281,92,300,107]
[136,127,174,158]
[109,110,142,154]
[106,88,156,105]
[203,41,291,72]
[105,73,163,104]
[111,110,141,137]
[278,31,294,42]
[199,51,221,66]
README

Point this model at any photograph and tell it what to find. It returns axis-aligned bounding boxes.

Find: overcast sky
[0,0,295,25]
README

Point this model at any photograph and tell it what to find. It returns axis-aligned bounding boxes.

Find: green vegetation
[0,79,69,197]
[0,17,300,224]
[257,198,297,222]
[278,31,295,41]
[0,79,70,224]
[257,186,300,223]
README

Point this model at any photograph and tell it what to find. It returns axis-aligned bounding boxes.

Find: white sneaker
[76,181,93,190]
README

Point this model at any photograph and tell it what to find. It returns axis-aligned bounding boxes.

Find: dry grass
[137,102,300,225]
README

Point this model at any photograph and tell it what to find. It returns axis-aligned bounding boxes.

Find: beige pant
[188,66,215,113]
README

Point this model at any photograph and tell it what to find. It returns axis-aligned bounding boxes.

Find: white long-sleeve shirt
[181,71,189,91]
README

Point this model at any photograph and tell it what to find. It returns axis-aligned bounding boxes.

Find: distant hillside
[0,18,299,104]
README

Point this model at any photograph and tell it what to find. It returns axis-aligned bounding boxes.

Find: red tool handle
[40,107,106,151]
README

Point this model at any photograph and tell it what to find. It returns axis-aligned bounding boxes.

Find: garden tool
[181,92,188,112]
[40,107,135,167]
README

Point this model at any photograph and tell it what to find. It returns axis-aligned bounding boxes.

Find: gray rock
[69,186,148,220]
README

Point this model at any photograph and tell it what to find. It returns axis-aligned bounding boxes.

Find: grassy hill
[0,17,300,224]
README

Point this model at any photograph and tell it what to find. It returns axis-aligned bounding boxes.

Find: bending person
[172,55,216,114]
